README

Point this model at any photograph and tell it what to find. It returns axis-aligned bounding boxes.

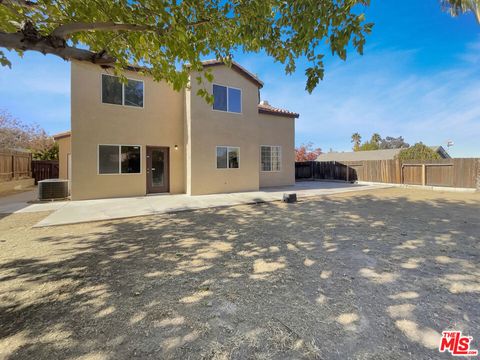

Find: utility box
[38,179,69,200]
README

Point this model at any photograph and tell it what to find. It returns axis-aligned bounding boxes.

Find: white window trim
[215,146,241,169]
[260,145,282,172]
[101,74,145,109]
[212,83,242,114]
[97,144,142,175]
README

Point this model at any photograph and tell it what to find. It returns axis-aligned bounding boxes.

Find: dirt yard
[0,188,479,359]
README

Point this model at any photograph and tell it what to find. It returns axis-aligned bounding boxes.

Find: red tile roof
[258,102,299,118]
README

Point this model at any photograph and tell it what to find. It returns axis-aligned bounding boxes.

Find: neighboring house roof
[201,59,264,88]
[317,149,403,161]
[317,146,450,161]
[258,101,299,119]
[53,131,71,140]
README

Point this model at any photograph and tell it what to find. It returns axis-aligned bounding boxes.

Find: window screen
[99,145,120,174]
[261,146,272,171]
[216,146,228,168]
[228,87,241,113]
[124,79,143,107]
[102,75,122,105]
[213,84,228,111]
[261,146,281,171]
[271,146,281,171]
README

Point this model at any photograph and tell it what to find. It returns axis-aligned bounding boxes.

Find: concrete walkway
[1,182,390,227]
[0,188,67,214]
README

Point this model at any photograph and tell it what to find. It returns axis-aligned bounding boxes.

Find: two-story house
[54,59,299,200]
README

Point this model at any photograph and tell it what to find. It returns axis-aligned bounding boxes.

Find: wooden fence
[295,158,480,189]
[0,150,32,182]
[32,160,59,184]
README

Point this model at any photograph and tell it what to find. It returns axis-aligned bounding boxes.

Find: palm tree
[371,133,382,144]
[442,0,480,22]
[351,133,362,151]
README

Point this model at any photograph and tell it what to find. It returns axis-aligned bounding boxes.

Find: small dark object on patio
[283,193,297,203]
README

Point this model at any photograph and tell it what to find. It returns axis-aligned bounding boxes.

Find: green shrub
[397,143,441,161]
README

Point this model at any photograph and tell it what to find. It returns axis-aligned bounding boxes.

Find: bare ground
[0,188,479,360]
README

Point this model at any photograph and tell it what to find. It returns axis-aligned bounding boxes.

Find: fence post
[477,159,480,191]
[11,154,15,180]
[422,164,426,186]
[28,153,32,178]
[396,160,401,184]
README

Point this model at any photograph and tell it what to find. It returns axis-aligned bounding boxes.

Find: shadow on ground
[0,190,479,359]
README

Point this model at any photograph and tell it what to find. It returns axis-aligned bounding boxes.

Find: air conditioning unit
[38,179,69,200]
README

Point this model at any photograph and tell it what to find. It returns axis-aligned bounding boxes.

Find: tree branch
[0,31,116,65]
[0,0,36,7]
[0,18,210,67]
[51,22,163,39]
[51,19,210,39]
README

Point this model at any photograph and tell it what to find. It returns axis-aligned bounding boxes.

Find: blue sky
[1,0,479,157]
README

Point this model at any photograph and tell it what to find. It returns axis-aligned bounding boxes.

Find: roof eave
[53,131,71,140]
[258,108,299,118]
[92,59,264,89]
[202,61,264,88]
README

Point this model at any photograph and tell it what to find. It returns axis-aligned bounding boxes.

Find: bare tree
[0,109,54,154]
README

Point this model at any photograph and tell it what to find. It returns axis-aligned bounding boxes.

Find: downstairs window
[216,146,240,169]
[261,146,281,172]
[98,145,141,174]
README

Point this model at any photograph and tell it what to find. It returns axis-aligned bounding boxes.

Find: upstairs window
[102,75,122,105]
[227,88,241,113]
[213,84,227,111]
[216,146,240,169]
[102,74,144,107]
[124,79,143,107]
[213,84,242,113]
[261,146,281,172]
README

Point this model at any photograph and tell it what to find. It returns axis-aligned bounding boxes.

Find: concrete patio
[0,182,390,227]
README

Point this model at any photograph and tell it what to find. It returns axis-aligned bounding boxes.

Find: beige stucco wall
[56,135,71,180]
[71,61,185,200]
[258,114,296,187]
[187,67,261,195]
[70,61,296,200]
